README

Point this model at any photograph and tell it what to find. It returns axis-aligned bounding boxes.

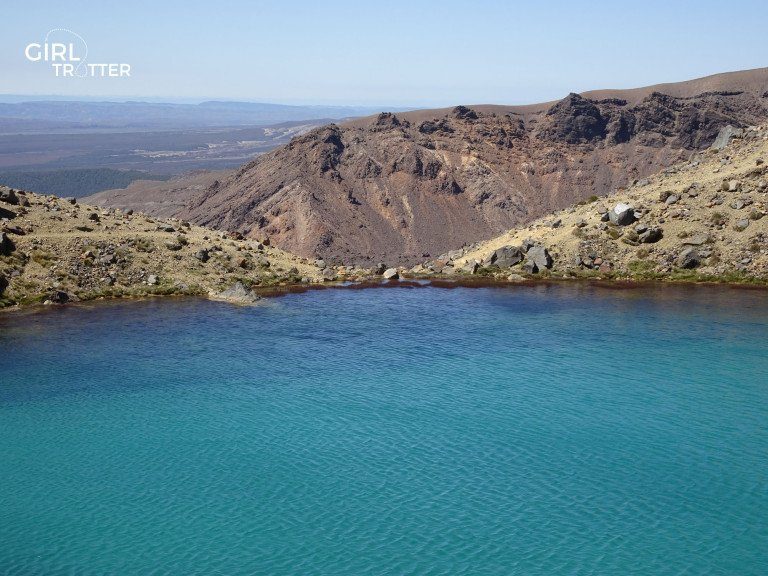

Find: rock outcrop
[89,68,768,267]
[448,123,768,282]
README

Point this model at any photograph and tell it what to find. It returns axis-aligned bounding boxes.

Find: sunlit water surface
[1,284,767,575]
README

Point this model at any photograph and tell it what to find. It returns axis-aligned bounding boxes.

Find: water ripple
[1,285,767,575]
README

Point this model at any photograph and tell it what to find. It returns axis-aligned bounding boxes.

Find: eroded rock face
[539,93,608,144]
[121,71,768,266]
[538,91,764,149]
[711,125,744,151]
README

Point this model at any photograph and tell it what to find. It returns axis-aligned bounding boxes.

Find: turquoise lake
[1,284,767,575]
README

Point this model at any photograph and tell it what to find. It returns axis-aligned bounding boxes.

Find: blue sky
[2,0,767,106]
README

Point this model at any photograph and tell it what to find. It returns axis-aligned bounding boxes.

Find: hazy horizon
[2,63,767,109]
[4,0,768,108]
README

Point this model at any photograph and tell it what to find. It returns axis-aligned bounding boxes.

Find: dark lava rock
[639,227,663,243]
[0,232,14,255]
[49,290,71,304]
[372,112,401,129]
[452,106,478,121]
[677,248,701,269]
[486,245,524,268]
[418,119,454,134]
[540,91,758,150]
[3,225,25,236]
[540,93,607,144]
[0,188,19,205]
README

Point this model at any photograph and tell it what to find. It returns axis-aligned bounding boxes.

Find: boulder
[639,227,663,243]
[147,274,158,285]
[524,246,552,273]
[486,245,523,268]
[609,203,635,226]
[49,290,70,304]
[462,261,480,274]
[64,197,77,205]
[0,232,14,255]
[383,268,399,280]
[677,248,701,269]
[0,274,7,295]
[215,281,261,305]
[0,188,19,205]
[194,249,210,263]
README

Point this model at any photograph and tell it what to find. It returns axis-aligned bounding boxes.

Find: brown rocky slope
[93,68,768,266]
[0,188,328,309]
[440,124,768,283]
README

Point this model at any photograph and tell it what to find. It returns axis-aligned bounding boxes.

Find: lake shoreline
[3,273,767,316]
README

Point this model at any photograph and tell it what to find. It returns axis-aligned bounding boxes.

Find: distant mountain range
[0,100,412,132]
[83,67,768,264]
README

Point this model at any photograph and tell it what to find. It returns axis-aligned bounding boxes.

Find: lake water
[1,284,767,575]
